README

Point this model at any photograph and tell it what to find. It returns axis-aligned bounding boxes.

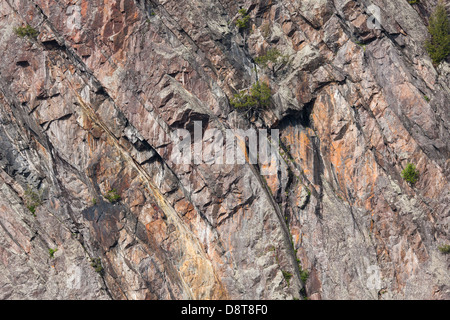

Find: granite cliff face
[0,0,449,300]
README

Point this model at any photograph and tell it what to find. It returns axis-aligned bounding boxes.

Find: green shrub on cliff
[48,248,58,258]
[235,9,250,29]
[90,258,104,274]
[425,2,450,65]
[255,48,282,68]
[104,189,121,203]
[401,163,420,185]
[299,266,309,283]
[438,244,450,254]
[14,25,39,39]
[282,270,293,286]
[25,187,43,214]
[255,48,289,74]
[230,81,271,110]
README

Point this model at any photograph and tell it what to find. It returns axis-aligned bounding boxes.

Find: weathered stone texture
[0,0,448,299]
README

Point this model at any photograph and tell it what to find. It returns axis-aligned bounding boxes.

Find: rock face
[0,0,448,300]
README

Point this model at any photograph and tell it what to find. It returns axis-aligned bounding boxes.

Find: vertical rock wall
[0,0,448,299]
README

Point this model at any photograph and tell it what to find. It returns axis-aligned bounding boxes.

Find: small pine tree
[401,163,420,186]
[254,48,290,75]
[249,81,271,108]
[425,2,450,65]
[235,9,250,29]
[255,48,282,68]
[14,25,39,39]
[230,81,271,110]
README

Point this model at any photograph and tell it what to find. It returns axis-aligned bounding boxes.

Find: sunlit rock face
[0,0,448,300]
